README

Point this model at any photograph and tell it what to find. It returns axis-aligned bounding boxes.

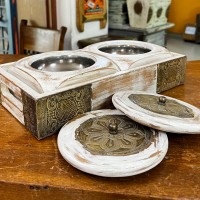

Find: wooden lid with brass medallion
[57,109,168,177]
[112,91,200,134]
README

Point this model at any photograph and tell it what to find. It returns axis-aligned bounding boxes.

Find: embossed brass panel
[129,94,194,118]
[157,57,186,93]
[75,115,154,156]
[22,85,92,139]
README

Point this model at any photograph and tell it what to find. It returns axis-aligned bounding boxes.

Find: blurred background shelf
[0,0,18,54]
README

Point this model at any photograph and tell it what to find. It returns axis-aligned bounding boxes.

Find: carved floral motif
[75,115,154,156]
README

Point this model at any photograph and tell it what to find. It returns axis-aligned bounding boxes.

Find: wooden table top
[1,55,200,200]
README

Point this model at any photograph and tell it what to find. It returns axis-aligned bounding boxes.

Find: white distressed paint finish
[113,91,200,134]
[13,51,119,93]
[0,41,186,133]
[0,83,24,124]
[57,109,168,177]
[91,65,157,110]
[83,40,184,71]
[0,41,185,100]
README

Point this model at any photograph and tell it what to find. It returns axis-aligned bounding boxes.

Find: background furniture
[0,55,200,199]
[17,0,57,29]
[0,0,18,54]
[78,23,174,49]
[77,35,135,49]
[19,19,67,54]
[196,14,200,43]
[109,23,174,47]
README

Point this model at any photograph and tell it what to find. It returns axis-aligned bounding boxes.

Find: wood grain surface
[0,55,200,199]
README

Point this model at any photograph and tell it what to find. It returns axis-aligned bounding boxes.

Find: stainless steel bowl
[31,55,95,72]
[98,45,151,55]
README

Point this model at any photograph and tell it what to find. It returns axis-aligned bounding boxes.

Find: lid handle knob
[158,96,167,105]
[109,121,118,135]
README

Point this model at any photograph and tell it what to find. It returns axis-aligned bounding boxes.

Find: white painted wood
[14,51,119,93]
[0,51,119,98]
[57,109,168,177]
[91,65,157,110]
[0,41,185,100]
[1,83,24,124]
[112,91,200,134]
[82,40,182,71]
[0,41,186,135]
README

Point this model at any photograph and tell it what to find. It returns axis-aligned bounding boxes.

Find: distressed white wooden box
[127,0,171,29]
[0,40,186,139]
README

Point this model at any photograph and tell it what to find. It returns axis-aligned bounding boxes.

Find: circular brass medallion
[75,115,154,156]
[128,94,194,118]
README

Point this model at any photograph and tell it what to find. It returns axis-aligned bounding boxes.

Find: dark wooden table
[1,55,200,200]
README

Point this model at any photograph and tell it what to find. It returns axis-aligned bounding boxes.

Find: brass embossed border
[22,85,92,140]
[157,57,186,93]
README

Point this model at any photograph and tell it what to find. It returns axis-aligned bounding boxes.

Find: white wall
[56,0,72,50]
[57,0,108,50]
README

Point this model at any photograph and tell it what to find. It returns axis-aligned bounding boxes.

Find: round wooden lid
[112,91,200,134]
[57,109,168,177]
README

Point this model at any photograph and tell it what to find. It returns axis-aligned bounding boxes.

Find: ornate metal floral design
[75,115,154,156]
[129,94,194,118]
[22,85,91,139]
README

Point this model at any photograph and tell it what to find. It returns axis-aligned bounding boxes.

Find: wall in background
[56,0,71,49]
[168,0,200,34]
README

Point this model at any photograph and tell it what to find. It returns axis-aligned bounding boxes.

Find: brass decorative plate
[112,91,200,134]
[57,109,168,177]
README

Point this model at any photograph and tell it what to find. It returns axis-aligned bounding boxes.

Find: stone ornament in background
[127,0,171,29]
[108,0,129,26]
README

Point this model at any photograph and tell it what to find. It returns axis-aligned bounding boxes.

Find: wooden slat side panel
[0,75,24,124]
[0,74,22,102]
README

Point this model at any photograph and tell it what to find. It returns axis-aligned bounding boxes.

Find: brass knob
[109,121,118,135]
[158,96,167,105]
